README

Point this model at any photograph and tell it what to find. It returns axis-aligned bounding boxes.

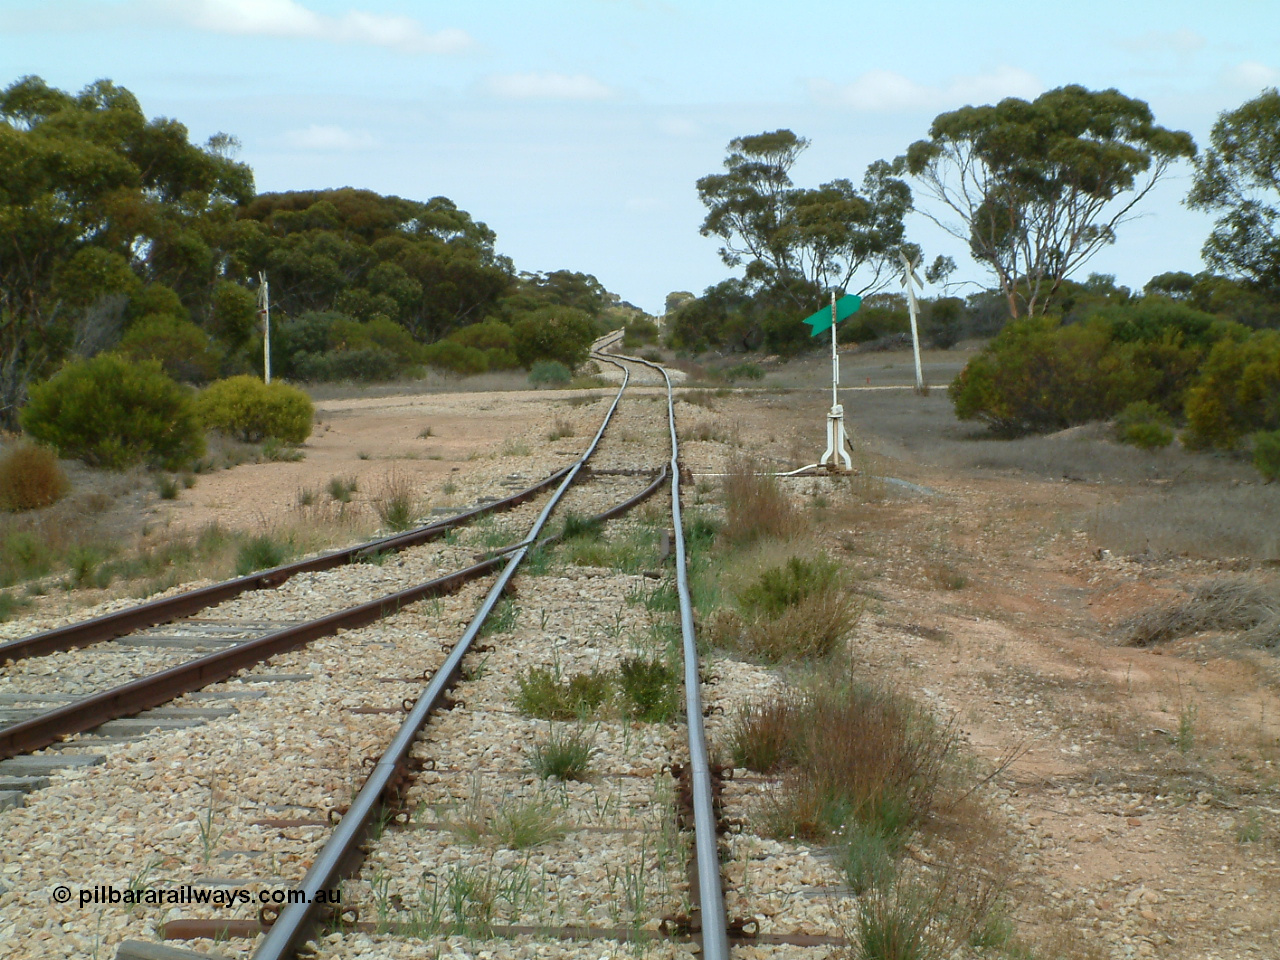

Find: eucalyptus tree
[1188,87,1280,293]
[0,75,253,427]
[697,129,914,310]
[901,85,1195,318]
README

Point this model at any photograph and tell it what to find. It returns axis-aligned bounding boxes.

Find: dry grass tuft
[710,551,863,663]
[721,456,802,544]
[713,591,861,663]
[744,676,961,843]
[1122,576,1280,648]
[373,469,420,531]
[0,442,69,512]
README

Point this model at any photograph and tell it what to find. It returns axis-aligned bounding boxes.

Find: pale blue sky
[2,0,1277,313]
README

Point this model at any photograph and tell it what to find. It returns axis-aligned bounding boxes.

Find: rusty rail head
[0,557,504,760]
[0,464,572,665]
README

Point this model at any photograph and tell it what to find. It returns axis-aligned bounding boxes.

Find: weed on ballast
[563,523,662,573]
[529,725,596,782]
[838,820,899,895]
[628,579,677,613]
[845,865,1010,960]
[729,696,802,773]
[617,656,678,722]
[196,784,226,864]
[480,596,518,636]
[443,860,532,937]
[560,511,602,543]
[546,417,575,441]
[514,665,611,720]
[490,794,568,848]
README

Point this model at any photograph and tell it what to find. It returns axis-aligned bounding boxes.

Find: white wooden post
[818,289,852,471]
[899,251,924,393]
[258,271,271,384]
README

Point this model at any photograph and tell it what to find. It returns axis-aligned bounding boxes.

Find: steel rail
[610,347,730,960]
[0,466,574,664]
[251,360,635,960]
[0,470,668,764]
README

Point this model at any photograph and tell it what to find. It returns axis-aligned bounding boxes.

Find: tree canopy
[0,76,634,425]
[0,75,253,426]
[902,85,1195,318]
[1187,87,1280,293]
[236,188,514,340]
[697,130,914,309]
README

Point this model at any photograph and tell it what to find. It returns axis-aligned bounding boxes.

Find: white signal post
[258,271,271,384]
[818,290,853,471]
[899,250,925,393]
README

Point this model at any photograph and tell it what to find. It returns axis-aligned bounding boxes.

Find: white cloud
[1224,60,1279,89]
[1119,29,1206,56]
[810,66,1041,112]
[148,0,473,53]
[656,116,700,138]
[482,72,616,101]
[282,124,378,151]
[625,197,663,212]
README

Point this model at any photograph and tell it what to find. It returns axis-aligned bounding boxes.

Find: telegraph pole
[258,271,271,384]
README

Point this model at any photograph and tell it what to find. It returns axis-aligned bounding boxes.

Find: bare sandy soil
[7,348,1279,958]
[155,390,574,533]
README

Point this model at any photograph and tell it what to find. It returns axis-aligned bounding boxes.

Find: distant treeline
[0,76,638,429]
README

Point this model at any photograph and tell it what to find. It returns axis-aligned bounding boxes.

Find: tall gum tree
[901,85,1195,318]
[697,129,914,310]
[1187,87,1280,294]
[0,75,253,428]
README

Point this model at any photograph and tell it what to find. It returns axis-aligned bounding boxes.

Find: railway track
[2,344,861,960]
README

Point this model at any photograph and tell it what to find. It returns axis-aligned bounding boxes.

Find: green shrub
[448,320,516,352]
[296,347,402,382]
[738,555,842,617]
[724,361,765,382]
[196,376,313,444]
[950,307,1227,436]
[528,361,572,387]
[1184,330,1280,450]
[1114,401,1174,449]
[1251,430,1280,481]
[622,317,660,348]
[421,340,489,375]
[21,354,205,470]
[119,314,222,383]
[0,531,54,586]
[0,442,69,512]
[950,316,1126,435]
[512,307,595,369]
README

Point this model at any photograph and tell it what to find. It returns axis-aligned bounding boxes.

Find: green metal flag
[803,295,862,336]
